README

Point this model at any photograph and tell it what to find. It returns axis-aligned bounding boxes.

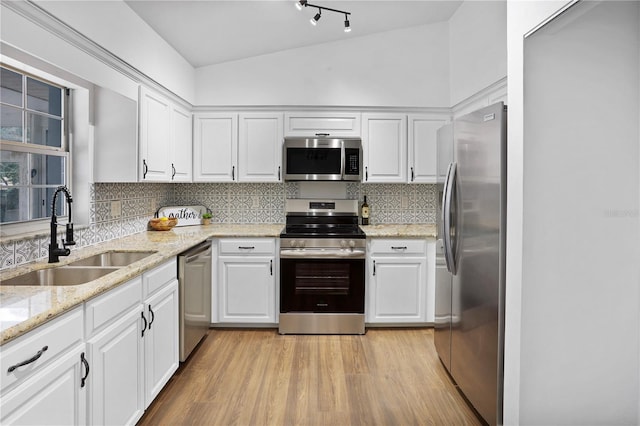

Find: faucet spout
[49,186,75,263]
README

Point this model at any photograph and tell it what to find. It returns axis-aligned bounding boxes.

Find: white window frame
[0,63,71,237]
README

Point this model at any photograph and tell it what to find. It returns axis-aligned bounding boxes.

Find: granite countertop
[0,223,435,345]
[361,223,437,238]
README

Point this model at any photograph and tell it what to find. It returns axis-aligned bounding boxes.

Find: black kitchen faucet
[49,185,76,263]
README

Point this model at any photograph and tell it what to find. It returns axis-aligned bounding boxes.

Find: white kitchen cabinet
[193,113,238,182]
[139,86,192,182]
[361,113,407,183]
[408,114,448,183]
[217,239,276,324]
[238,113,283,182]
[85,259,178,424]
[170,103,193,182]
[0,344,87,425]
[0,306,86,425]
[367,239,427,324]
[86,278,145,426]
[142,275,179,407]
[284,111,361,137]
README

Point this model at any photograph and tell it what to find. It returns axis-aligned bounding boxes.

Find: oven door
[280,257,365,313]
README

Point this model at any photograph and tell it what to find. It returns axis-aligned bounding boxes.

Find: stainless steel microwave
[283,137,362,181]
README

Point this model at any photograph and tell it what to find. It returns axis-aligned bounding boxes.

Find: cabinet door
[171,104,192,182]
[139,87,171,181]
[368,257,426,323]
[144,280,179,408]
[284,111,361,137]
[193,113,238,182]
[87,306,145,426]
[238,113,283,182]
[0,345,86,425]
[362,114,407,183]
[408,115,448,183]
[218,256,275,323]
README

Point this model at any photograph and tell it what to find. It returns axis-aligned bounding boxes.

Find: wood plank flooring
[138,328,482,426]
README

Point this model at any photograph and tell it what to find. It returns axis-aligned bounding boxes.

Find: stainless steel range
[279,199,366,335]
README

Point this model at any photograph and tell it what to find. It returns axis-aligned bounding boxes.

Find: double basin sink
[1,251,156,286]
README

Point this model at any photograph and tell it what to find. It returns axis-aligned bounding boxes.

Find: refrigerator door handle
[442,162,458,275]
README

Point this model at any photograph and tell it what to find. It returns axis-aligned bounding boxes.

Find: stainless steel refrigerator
[435,102,506,426]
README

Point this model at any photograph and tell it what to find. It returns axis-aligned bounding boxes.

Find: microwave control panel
[345,148,360,175]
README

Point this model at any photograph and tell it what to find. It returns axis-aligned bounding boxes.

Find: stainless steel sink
[67,251,156,267]
[1,266,120,286]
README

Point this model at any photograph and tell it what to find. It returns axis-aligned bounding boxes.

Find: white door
[139,87,171,181]
[238,113,283,182]
[408,115,447,183]
[368,257,426,323]
[171,104,192,182]
[218,256,275,323]
[144,280,179,407]
[0,346,87,425]
[193,113,238,182]
[362,113,407,183]
[87,306,145,426]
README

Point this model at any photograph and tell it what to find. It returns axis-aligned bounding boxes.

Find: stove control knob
[349,240,356,248]
[299,240,306,248]
[290,240,297,248]
[340,240,347,249]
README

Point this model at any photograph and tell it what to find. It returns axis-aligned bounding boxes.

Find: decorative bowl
[149,217,178,231]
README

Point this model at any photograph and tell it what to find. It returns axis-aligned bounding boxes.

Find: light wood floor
[138,328,482,426]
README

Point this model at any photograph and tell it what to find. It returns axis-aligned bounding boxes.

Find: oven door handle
[280,250,366,259]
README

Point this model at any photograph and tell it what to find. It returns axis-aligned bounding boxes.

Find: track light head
[310,10,321,25]
[295,0,307,11]
[344,16,351,32]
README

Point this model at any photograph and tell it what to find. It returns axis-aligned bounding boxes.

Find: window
[0,65,69,225]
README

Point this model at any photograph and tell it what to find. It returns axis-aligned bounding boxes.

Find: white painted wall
[32,0,195,103]
[194,23,450,108]
[449,0,506,106]
[505,1,640,424]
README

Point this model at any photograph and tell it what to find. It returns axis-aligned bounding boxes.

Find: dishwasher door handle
[186,253,211,264]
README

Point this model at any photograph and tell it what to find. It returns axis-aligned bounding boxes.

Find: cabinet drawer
[1,306,84,394]
[85,277,142,338]
[219,239,275,255]
[369,239,426,255]
[143,258,177,299]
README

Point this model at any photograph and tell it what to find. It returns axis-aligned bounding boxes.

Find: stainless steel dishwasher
[178,240,212,362]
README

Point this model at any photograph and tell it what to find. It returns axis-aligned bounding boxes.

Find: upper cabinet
[284,111,361,137]
[238,113,283,182]
[139,86,192,182]
[408,114,448,184]
[194,112,283,183]
[193,113,238,182]
[362,113,407,183]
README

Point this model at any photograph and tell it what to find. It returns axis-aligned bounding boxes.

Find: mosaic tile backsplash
[0,182,437,270]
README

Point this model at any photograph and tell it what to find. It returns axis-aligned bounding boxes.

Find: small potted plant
[201,212,212,225]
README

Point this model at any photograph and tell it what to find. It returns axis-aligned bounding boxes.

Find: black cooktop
[280,214,365,239]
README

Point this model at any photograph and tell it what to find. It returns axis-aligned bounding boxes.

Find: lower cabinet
[87,303,145,425]
[86,260,179,425]
[217,239,276,324]
[367,239,428,324]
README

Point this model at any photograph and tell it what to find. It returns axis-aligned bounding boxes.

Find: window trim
[1,64,71,236]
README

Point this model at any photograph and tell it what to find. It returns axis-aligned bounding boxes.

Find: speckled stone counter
[0,223,436,344]
[361,224,437,238]
[0,224,283,345]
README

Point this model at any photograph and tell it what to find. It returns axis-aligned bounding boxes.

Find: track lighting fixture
[295,1,351,32]
[344,14,351,32]
[310,9,321,25]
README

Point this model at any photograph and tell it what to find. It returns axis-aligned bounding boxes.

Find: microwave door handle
[340,140,346,180]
